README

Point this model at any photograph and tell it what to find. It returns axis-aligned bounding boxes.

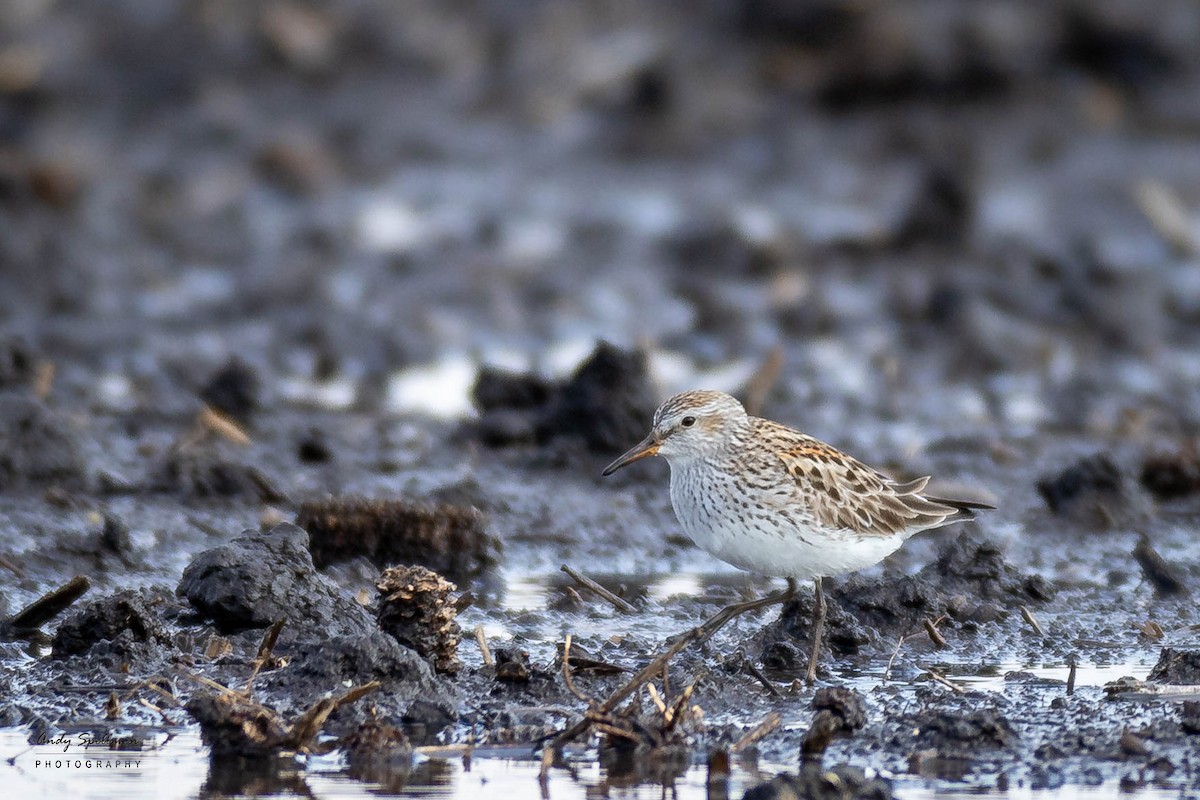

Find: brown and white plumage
[604,389,990,581]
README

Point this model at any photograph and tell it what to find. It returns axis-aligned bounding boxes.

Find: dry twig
[732,711,781,753]
[560,564,636,613]
[474,624,494,666]
[1019,605,1046,637]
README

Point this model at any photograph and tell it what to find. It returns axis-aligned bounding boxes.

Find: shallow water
[1,727,1181,800]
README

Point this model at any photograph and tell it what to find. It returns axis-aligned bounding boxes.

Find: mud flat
[5,1,1200,797]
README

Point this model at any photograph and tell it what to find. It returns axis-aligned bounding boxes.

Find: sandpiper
[603,389,991,683]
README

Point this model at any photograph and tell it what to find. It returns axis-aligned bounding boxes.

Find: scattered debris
[297,496,500,582]
[187,678,378,759]
[732,711,781,753]
[376,566,462,675]
[473,624,494,666]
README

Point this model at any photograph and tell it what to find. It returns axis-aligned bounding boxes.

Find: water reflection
[0,729,1189,799]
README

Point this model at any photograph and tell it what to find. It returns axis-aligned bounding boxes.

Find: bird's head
[602,390,748,475]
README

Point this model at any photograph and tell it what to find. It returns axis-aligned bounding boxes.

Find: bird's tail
[926,496,995,522]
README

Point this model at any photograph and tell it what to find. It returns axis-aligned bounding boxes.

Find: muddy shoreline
[5,1,1200,797]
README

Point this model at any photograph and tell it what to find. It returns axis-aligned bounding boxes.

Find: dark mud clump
[178,522,376,637]
[473,341,656,452]
[1132,534,1188,596]
[813,687,867,732]
[375,565,462,675]
[297,496,500,582]
[761,533,1055,668]
[178,524,455,741]
[0,336,38,389]
[913,706,1016,751]
[0,394,85,489]
[744,764,893,800]
[1140,447,1200,501]
[342,719,413,782]
[803,687,869,759]
[198,358,260,426]
[186,691,293,760]
[922,532,1056,603]
[1147,648,1200,684]
[51,588,173,658]
[493,647,532,683]
[1036,453,1145,525]
[256,631,455,742]
[157,439,282,501]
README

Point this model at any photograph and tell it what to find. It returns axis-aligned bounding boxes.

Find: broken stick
[560,564,636,613]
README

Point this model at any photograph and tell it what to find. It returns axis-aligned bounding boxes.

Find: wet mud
[4,0,1200,797]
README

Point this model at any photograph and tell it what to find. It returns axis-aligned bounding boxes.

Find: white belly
[669,465,908,580]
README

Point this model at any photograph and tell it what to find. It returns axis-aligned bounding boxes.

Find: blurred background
[3,0,1200,443]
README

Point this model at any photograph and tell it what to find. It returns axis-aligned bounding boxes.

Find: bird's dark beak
[602,434,660,476]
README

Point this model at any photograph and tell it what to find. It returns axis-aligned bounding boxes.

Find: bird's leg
[689,577,799,647]
[806,577,826,685]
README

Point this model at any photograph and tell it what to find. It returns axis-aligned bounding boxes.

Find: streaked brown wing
[767,428,960,537]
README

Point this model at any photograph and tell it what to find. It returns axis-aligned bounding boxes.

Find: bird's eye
[680,416,696,428]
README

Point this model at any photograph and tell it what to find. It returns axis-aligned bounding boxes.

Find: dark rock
[199,358,260,425]
[297,496,501,582]
[662,217,781,277]
[744,762,893,800]
[1147,648,1200,684]
[178,522,376,637]
[376,565,461,674]
[99,513,133,557]
[894,165,972,248]
[0,394,85,489]
[52,588,171,657]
